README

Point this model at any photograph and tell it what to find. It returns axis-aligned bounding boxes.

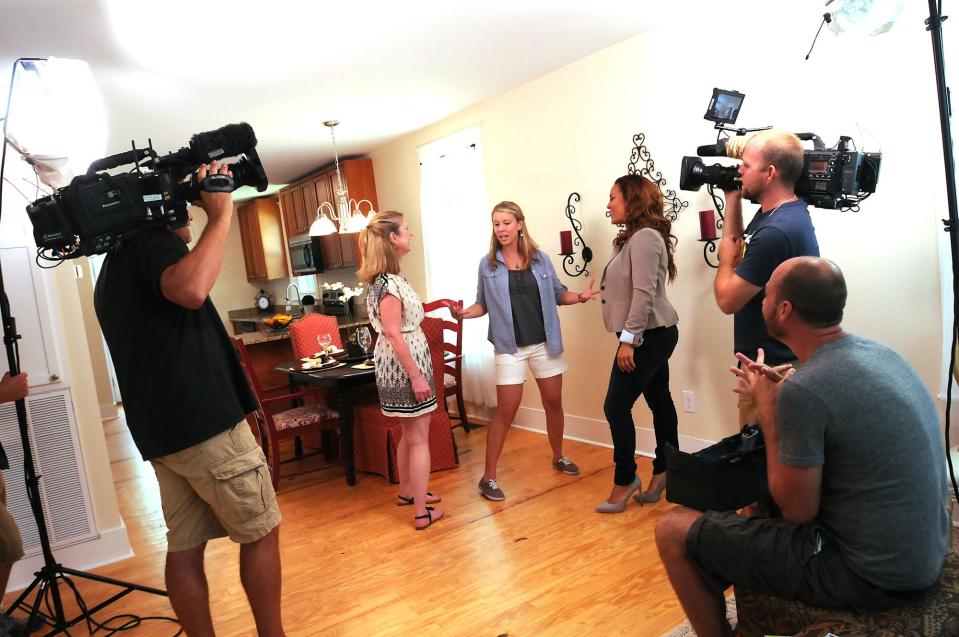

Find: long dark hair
[612,174,677,282]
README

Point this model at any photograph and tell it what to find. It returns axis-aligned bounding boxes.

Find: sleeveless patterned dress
[366,273,437,417]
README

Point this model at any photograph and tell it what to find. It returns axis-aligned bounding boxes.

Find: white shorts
[495,343,568,385]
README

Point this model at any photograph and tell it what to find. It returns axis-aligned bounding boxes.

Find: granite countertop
[228,307,305,324]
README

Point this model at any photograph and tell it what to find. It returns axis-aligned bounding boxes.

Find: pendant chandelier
[309,120,374,236]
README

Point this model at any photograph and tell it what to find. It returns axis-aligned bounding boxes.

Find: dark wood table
[275,359,375,486]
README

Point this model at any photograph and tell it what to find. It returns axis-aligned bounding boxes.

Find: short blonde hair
[356,210,403,284]
[748,129,804,186]
[486,201,539,270]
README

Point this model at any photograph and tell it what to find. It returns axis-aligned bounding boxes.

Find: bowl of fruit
[263,313,294,330]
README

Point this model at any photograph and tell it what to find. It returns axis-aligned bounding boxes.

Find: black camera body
[679,89,881,210]
[679,133,882,209]
[795,147,881,209]
[27,122,268,260]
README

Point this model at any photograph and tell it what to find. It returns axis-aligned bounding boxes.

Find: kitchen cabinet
[237,197,288,280]
[278,158,379,268]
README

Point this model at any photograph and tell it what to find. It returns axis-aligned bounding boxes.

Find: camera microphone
[189,123,257,162]
[696,136,749,159]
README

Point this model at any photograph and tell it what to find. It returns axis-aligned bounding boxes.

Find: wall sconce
[309,120,375,237]
[698,186,726,268]
[559,192,592,277]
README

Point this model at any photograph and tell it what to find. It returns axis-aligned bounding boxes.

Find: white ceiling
[0,0,711,191]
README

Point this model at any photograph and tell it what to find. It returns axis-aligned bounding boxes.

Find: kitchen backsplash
[260,271,368,318]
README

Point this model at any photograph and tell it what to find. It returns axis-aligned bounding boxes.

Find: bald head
[747,129,804,187]
[771,257,847,328]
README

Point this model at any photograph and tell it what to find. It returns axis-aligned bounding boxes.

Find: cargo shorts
[151,422,281,552]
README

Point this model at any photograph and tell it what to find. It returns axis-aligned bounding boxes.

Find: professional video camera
[26,122,268,262]
[678,88,881,210]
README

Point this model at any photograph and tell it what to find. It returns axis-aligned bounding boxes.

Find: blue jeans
[603,325,678,486]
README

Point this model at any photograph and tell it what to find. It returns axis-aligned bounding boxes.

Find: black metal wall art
[626,132,688,221]
[559,192,592,277]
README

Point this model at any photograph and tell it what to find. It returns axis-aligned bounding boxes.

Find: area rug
[661,595,737,637]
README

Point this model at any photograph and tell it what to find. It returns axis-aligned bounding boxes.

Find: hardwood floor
[5,416,688,636]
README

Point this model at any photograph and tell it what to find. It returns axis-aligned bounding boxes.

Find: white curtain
[418,126,497,409]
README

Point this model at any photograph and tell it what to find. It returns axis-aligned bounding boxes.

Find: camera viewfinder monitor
[704,88,745,125]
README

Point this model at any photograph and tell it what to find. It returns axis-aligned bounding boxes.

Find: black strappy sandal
[396,492,441,506]
[414,506,444,530]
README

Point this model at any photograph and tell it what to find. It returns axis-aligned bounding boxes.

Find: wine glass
[317,333,333,357]
[356,327,372,357]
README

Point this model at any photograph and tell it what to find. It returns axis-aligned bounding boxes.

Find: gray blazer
[600,227,678,345]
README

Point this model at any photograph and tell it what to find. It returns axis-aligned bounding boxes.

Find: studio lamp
[309,120,375,236]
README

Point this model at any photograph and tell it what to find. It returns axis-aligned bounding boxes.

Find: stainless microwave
[288,234,322,275]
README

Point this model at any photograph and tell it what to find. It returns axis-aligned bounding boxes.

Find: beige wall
[49,266,123,531]
[370,4,945,445]
[75,259,115,414]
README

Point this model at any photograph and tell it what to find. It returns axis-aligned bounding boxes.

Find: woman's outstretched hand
[446,300,464,319]
[577,278,601,303]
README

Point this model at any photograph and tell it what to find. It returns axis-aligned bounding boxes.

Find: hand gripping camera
[27,122,268,261]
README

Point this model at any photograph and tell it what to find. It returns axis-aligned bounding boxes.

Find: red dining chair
[351,317,459,483]
[422,299,471,431]
[232,337,341,490]
[289,313,343,359]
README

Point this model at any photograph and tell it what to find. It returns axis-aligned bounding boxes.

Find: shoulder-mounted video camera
[678,88,881,210]
[27,122,268,261]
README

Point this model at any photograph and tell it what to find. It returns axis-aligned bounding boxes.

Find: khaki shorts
[151,422,281,552]
[0,472,23,564]
[495,343,568,385]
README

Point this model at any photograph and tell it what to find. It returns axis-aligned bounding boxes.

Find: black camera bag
[664,424,768,512]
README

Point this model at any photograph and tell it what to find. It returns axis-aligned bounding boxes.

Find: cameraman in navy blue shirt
[713,129,819,426]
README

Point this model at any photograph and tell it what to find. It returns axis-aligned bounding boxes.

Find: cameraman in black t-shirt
[95,162,286,637]
[713,129,819,428]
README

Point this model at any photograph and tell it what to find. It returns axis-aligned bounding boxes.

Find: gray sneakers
[552,456,580,475]
[477,478,505,501]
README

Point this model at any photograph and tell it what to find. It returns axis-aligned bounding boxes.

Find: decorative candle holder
[699,185,726,268]
[560,192,592,277]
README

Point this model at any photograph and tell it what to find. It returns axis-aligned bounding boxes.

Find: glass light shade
[310,213,337,236]
[345,210,368,233]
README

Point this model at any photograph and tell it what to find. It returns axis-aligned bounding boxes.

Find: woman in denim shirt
[452,201,598,501]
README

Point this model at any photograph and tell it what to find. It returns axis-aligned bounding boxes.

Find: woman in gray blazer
[596,174,680,513]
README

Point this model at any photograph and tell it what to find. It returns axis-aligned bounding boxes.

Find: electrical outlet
[682,390,696,413]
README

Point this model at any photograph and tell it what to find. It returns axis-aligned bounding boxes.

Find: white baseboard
[8,523,134,591]
[463,404,718,456]
[100,403,119,420]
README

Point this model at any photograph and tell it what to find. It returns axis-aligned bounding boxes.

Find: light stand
[926,1,959,504]
[1,57,167,635]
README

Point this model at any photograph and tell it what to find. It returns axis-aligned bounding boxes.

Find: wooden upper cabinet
[289,186,311,236]
[279,190,295,238]
[278,157,378,267]
[313,172,335,214]
[237,197,288,281]
[339,158,378,212]
[237,202,263,279]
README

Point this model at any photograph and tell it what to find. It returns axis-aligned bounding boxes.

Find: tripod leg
[58,567,167,597]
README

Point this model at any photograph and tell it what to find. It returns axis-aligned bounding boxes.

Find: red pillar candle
[560,230,573,254]
[699,210,717,241]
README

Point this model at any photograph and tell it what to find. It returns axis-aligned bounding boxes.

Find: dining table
[274,356,376,486]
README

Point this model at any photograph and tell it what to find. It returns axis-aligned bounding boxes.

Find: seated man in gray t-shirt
[655,257,949,637]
